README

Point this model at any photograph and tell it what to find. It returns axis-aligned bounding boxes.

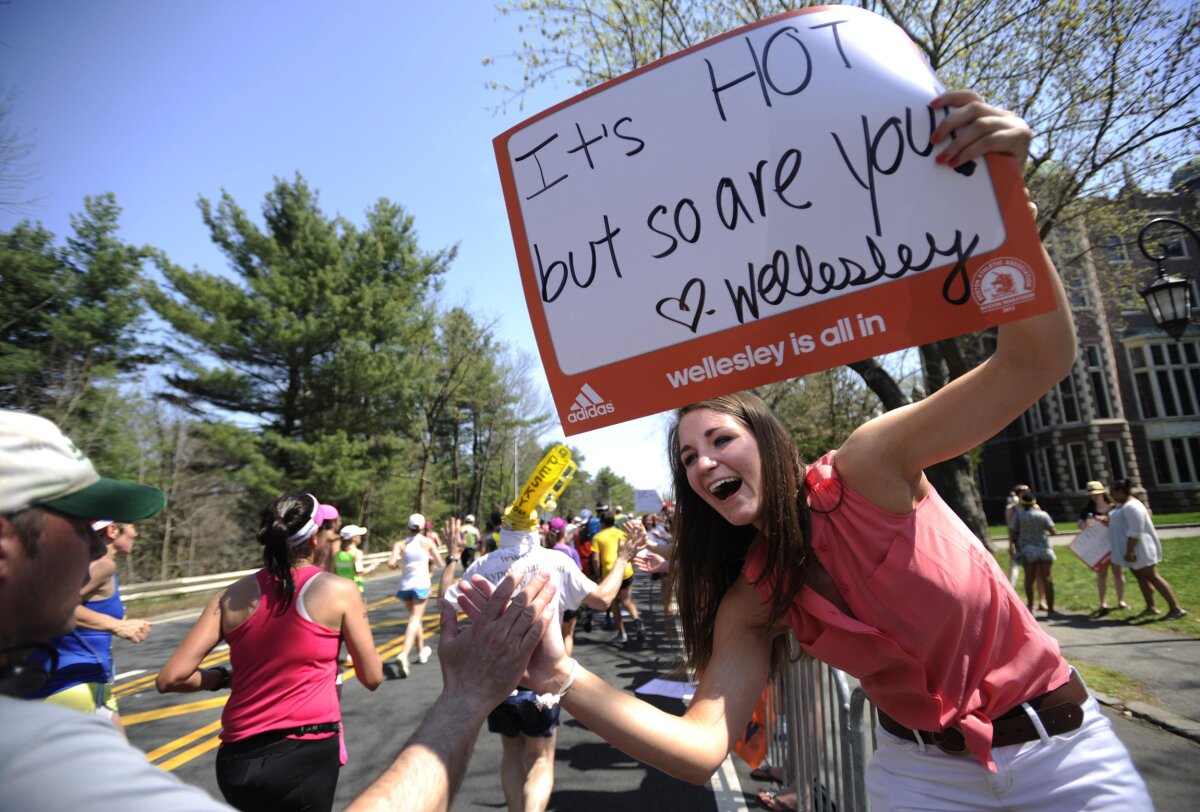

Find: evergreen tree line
[1,175,670,581]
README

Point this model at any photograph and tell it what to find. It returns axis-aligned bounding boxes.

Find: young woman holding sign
[456,91,1150,811]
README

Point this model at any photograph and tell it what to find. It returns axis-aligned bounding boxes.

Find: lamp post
[1136,217,1197,341]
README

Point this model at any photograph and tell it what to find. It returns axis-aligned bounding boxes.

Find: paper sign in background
[1070,522,1114,572]
[495,6,1057,435]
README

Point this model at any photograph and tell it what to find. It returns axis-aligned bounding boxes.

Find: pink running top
[743,452,1069,770]
[220,566,341,742]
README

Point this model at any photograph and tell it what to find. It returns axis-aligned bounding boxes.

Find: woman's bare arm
[837,91,1075,511]
[156,591,225,693]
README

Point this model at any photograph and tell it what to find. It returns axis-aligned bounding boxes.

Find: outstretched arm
[345,571,557,812]
[838,90,1076,512]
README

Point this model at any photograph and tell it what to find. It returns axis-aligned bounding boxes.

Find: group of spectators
[1005,480,1187,620]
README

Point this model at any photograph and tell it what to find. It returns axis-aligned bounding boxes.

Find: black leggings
[216,732,339,812]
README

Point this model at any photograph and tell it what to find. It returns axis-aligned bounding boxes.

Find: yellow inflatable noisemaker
[503,445,577,531]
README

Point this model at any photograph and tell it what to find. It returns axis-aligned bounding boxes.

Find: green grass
[996,537,1200,638]
[1065,658,1154,704]
[988,512,1200,539]
[1156,511,1200,525]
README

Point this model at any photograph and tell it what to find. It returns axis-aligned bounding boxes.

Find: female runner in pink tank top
[462,92,1152,811]
[158,493,384,812]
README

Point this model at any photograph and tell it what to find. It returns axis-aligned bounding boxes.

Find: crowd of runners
[9,436,672,812]
[1,92,1165,812]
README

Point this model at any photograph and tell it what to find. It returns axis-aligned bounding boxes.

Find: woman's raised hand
[930,90,1032,168]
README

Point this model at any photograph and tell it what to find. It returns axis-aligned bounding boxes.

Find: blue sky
[1,0,675,494]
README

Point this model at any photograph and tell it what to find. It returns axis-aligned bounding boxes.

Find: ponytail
[256,492,319,611]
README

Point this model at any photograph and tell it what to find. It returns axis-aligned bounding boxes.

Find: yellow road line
[157,733,222,771]
[123,695,228,726]
[145,719,223,763]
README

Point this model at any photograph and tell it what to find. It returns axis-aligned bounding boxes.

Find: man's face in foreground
[0,510,105,647]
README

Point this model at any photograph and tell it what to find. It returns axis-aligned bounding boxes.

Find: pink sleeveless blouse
[742,452,1069,769]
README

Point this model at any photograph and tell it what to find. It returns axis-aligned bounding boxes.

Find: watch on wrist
[212,665,232,691]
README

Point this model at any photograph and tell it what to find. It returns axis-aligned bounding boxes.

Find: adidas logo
[566,383,615,424]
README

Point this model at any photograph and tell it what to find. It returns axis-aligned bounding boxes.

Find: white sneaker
[418,646,432,664]
[611,631,628,644]
[397,653,410,678]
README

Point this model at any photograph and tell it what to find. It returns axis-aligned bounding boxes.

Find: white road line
[710,753,749,811]
[113,669,147,682]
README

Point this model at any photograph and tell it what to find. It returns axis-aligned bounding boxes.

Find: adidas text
[568,401,615,423]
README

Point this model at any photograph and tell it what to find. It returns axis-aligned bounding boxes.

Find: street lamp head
[1139,269,1192,341]
[1136,218,1197,341]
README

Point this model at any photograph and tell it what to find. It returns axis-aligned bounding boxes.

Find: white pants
[867,696,1152,811]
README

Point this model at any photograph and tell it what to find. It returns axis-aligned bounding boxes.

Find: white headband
[286,494,320,545]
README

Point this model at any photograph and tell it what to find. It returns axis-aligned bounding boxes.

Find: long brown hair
[667,392,812,678]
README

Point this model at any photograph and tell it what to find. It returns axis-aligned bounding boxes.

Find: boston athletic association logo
[971,257,1037,313]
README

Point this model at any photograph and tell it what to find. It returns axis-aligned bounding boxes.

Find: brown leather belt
[877,670,1088,755]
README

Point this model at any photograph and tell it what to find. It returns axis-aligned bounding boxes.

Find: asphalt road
[114,568,1199,811]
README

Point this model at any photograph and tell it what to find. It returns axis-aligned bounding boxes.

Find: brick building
[979,162,1200,521]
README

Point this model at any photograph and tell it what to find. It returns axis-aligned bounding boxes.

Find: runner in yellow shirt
[591,509,643,644]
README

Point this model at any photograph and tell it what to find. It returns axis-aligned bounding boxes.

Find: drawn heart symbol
[656,278,707,333]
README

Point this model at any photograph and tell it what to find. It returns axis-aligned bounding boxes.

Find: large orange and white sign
[494,6,1055,435]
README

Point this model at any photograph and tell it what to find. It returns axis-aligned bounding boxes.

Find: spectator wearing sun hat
[1077,481,1127,616]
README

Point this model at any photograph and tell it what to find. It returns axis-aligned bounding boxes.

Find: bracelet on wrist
[535,658,578,710]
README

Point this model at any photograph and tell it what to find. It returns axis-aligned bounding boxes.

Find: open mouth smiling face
[709,477,742,501]
[678,408,763,529]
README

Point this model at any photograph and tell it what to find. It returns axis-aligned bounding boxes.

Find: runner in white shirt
[444,521,645,812]
[388,513,445,677]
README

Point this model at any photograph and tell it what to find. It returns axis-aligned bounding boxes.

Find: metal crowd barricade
[762,640,878,811]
